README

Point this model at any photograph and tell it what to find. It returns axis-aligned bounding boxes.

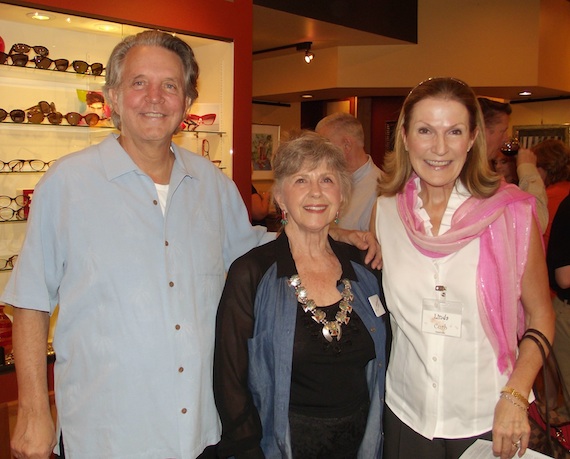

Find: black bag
[521,328,570,458]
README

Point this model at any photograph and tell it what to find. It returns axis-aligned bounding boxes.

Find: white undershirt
[155,183,169,215]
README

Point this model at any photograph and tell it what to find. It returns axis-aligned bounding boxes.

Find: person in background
[214,131,387,458]
[547,193,570,390]
[491,150,518,184]
[531,138,570,246]
[2,30,380,459]
[478,97,548,232]
[251,184,271,226]
[372,77,554,459]
[316,112,383,231]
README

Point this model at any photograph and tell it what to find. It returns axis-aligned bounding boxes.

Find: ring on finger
[512,440,521,448]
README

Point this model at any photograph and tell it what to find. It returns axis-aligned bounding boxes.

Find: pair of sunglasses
[0,52,29,67]
[187,113,217,126]
[31,56,70,72]
[10,43,49,57]
[0,108,26,123]
[71,60,104,76]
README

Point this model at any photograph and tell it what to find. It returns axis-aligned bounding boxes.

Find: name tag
[421,298,463,337]
[369,294,386,317]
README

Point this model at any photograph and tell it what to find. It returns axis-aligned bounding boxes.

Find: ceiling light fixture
[253,41,314,64]
[27,11,51,21]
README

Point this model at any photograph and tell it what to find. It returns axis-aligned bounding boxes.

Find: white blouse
[375,179,508,439]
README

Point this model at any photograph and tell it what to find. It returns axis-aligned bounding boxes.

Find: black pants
[383,405,493,459]
[53,433,65,458]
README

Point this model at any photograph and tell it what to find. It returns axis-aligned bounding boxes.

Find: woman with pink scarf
[371,77,555,459]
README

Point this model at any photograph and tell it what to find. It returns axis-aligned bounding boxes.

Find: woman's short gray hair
[272,131,352,209]
[102,30,199,129]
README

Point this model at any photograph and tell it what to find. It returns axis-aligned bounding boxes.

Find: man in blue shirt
[2,30,379,459]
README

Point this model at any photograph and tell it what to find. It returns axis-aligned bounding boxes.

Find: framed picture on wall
[252,124,280,180]
[512,124,570,149]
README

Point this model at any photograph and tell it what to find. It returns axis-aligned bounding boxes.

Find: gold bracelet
[500,392,529,412]
[501,386,530,408]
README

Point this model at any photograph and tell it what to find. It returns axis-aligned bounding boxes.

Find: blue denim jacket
[246,234,387,458]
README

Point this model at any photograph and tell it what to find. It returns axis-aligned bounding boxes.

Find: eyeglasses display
[1,42,104,76]
[2,101,103,127]
[0,255,18,271]
[0,159,55,173]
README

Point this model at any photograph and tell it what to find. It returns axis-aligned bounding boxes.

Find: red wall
[5,0,253,207]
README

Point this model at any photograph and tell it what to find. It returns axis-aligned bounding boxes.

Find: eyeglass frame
[0,255,19,271]
[0,207,27,222]
[0,194,31,207]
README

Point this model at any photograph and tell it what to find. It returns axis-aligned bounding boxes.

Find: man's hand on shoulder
[329,227,382,269]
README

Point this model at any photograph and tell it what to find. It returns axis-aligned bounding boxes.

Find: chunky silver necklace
[288,274,353,342]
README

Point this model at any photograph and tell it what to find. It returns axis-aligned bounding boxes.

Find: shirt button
[169,281,174,287]
[181,408,187,414]
[165,240,169,246]
[175,324,181,330]
[432,382,437,388]
[153,200,158,205]
[432,356,437,362]
[178,367,184,373]
[370,327,376,333]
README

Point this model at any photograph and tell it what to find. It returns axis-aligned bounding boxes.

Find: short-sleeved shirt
[1,134,272,459]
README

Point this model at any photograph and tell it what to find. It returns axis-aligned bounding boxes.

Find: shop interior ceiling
[252,0,570,104]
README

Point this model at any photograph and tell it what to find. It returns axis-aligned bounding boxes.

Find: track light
[253,41,314,64]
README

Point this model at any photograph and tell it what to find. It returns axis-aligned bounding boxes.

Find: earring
[334,211,340,225]
[280,210,288,226]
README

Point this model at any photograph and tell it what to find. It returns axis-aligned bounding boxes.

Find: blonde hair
[379,77,501,198]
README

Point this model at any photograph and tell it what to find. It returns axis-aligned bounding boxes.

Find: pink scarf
[397,176,537,374]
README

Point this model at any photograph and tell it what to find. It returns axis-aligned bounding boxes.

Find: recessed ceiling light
[301,94,313,99]
[27,11,51,21]
[519,91,532,96]
[95,23,118,32]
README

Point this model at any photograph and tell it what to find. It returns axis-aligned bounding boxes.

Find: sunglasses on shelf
[0,108,26,123]
[0,52,29,67]
[71,60,104,76]
[187,113,217,126]
[10,43,49,57]
[31,56,70,72]
[26,101,63,125]
[64,112,101,126]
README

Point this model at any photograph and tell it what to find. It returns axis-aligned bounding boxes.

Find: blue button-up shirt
[1,134,272,459]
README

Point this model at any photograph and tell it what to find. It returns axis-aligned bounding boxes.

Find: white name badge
[421,298,463,338]
[369,294,386,317]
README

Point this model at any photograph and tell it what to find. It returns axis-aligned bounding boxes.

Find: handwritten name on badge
[421,299,463,338]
